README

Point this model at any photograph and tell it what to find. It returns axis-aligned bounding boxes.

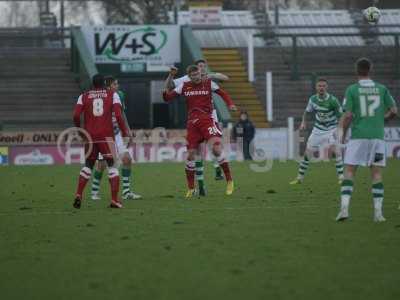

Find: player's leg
[369,140,386,222]
[336,164,357,221]
[371,166,385,222]
[91,157,107,200]
[73,143,97,208]
[336,139,366,221]
[331,144,344,184]
[185,149,197,198]
[210,137,234,195]
[195,146,206,196]
[290,148,311,184]
[105,157,122,208]
[212,154,224,180]
[99,140,122,208]
[120,152,142,200]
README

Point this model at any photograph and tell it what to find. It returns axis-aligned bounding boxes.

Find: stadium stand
[266,10,365,47]
[0,47,80,130]
[174,11,265,48]
[378,9,400,45]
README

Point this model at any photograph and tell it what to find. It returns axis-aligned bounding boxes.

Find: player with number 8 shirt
[72,74,129,209]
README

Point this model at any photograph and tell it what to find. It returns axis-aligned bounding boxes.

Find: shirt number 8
[93,98,104,116]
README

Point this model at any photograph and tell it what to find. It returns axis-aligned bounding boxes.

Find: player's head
[240,111,248,121]
[92,74,105,88]
[187,65,202,84]
[105,75,119,91]
[316,78,328,96]
[195,59,207,76]
[356,57,372,77]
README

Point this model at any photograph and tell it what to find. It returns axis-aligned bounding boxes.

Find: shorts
[306,128,337,150]
[344,139,386,167]
[97,132,129,160]
[87,139,115,161]
[186,117,222,150]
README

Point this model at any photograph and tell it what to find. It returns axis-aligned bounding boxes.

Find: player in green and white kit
[336,58,397,222]
[91,76,142,200]
[290,78,344,184]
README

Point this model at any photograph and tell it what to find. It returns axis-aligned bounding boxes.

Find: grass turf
[0,160,400,300]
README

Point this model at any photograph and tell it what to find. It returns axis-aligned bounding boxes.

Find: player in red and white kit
[72,74,129,208]
[163,65,237,197]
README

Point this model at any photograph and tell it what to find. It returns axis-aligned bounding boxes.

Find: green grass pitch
[0,160,400,300]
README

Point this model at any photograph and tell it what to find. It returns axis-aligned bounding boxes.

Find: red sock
[219,161,232,182]
[109,175,120,202]
[185,160,196,189]
[76,167,91,198]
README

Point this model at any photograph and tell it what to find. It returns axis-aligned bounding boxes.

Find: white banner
[189,6,222,25]
[82,25,181,71]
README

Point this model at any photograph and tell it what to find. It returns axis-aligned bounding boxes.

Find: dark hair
[104,75,116,88]
[194,59,206,65]
[356,58,372,76]
[316,77,328,84]
[186,65,199,74]
[92,74,105,88]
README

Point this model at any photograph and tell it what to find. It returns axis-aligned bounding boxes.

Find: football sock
[185,160,196,189]
[121,167,132,197]
[335,156,344,177]
[108,167,120,202]
[216,155,232,182]
[76,167,91,198]
[372,182,384,212]
[297,155,309,179]
[91,169,103,195]
[340,179,354,209]
[195,160,205,190]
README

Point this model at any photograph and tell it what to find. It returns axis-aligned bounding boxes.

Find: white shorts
[97,132,130,160]
[306,128,337,150]
[344,139,386,167]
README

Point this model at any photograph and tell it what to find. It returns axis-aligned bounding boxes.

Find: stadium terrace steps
[238,47,400,128]
[0,47,80,130]
[202,48,270,128]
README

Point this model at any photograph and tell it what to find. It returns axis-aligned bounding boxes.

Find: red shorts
[85,138,116,161]
[186,117,222,150]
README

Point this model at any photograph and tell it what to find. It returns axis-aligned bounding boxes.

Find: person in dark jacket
[233,111,255,160]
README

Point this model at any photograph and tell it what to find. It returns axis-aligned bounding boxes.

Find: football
[363,6,381,24]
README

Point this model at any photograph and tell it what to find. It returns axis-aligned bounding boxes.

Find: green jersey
[306,93,343,132]
[344,79,395,139]
[113,90,128,135]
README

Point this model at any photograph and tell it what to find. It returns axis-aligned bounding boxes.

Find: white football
[363,6,381,24]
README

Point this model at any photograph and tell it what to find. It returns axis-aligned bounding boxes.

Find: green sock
[335,156,344,177]
[340,179,354,208]
[298,155,309,179]
[121,167,132,196]
[195,160,205,190]
[91,169,103,194]
[372,182,384,211]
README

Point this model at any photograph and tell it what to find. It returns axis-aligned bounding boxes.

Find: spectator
[233,111,255,160]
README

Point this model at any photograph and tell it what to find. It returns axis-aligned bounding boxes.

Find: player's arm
[112,93,129,138]
[208,72,229,82]
[164,67,178,90]
[383,88,398,120]
[163,82,183,102]
[338,88,354,144]
[73,95,83,127]
[300,98,313,130]
[211,81,237,111]
[334,97,344,118]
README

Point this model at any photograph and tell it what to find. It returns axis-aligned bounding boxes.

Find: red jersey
[73,88,128,140]
[163,78,234,120]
